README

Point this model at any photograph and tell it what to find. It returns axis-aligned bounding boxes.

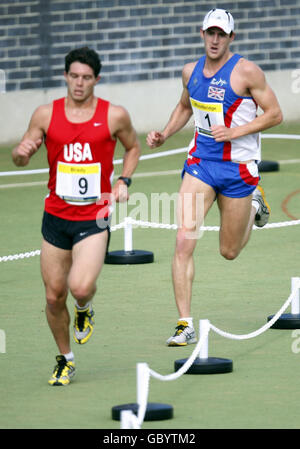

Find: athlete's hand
[13,138,43,166]
[112,180,129,203]
[211,125,233,142]
[17,138,42,157]
[146,131,166,149]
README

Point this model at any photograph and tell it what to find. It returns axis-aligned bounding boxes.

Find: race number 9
[56,161,101,204]
[78,177,88,195]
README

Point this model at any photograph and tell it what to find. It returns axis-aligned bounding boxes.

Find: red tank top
[44,97,116,221]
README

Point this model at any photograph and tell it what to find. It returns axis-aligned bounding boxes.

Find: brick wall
[1,0,300,91]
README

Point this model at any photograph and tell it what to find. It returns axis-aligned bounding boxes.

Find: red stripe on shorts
[239,164,259,186]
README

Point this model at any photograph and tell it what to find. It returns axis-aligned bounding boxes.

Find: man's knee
[175,228,197,259]
[46,287,68,312]
[220,245,240,260]
[69,281,96,303]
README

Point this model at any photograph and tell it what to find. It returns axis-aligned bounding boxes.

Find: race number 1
[190,98,224,137]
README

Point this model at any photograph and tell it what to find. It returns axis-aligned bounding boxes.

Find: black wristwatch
[118,176,132,187]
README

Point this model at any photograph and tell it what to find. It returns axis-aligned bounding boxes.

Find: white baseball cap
[202,9,234,35]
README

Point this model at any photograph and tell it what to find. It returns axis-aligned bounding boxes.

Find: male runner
[12,47,141,384]
[147,9,283,346]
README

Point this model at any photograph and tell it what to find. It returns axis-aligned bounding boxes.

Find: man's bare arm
[146,63,195,149]
[109,105,141,202]
[12,104,50,166]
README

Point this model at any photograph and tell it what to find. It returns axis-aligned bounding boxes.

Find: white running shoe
[166,320,197,346]
[252,185,271,227]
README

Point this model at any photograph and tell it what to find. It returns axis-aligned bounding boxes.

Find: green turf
[0,122,300,429]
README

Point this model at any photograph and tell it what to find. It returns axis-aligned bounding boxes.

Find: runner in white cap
[147,8,283,346]
[202,8,234,35]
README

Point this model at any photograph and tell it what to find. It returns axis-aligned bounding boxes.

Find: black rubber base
[267,313,300,329]
[111,402,173,421]
[174,357,233,374]
[258,160,279,172]
[105,250,154,264]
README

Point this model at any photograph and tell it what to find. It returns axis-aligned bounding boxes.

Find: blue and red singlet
[183,54,260,197]
[187,53,260,163]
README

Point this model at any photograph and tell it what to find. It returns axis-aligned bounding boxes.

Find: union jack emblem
[208,85,225,101]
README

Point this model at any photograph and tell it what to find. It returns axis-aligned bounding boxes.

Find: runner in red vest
[12,47,141,385]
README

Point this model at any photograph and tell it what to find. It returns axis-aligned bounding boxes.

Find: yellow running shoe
[48,355,75,386]
[73,305,95,344]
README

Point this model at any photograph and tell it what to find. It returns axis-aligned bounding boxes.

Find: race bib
[56,162,101,205]
[190,97,224,138]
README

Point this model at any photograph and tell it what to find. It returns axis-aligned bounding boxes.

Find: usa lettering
[64,142,93,162]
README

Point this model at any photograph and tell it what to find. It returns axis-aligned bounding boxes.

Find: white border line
[0,181,47,189]
[278,159,300,165]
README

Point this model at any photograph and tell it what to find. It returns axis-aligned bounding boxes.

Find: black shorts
[41,211,110,250]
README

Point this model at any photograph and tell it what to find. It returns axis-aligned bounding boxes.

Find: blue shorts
[182,157,260,198]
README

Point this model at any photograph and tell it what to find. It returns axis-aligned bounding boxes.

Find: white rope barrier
[2,132,299,429]
[120,410,140,429]
[121,278,300,429]
[0,249,41,262]
[119,323,210,428]
[210,278,300,340]
[1,210,299,428]
[127,218,300,231]
[0,222,125,263]
[149,324,210,382]
[1,217,300,263]
[136,363,151,426]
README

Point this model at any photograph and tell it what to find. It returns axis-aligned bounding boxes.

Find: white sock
[63,351,74,362]
[252,200,259,213]
[75,300,92,311]
[179,317,194,328]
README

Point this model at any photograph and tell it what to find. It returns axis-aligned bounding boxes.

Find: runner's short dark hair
[65,47,102,77]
